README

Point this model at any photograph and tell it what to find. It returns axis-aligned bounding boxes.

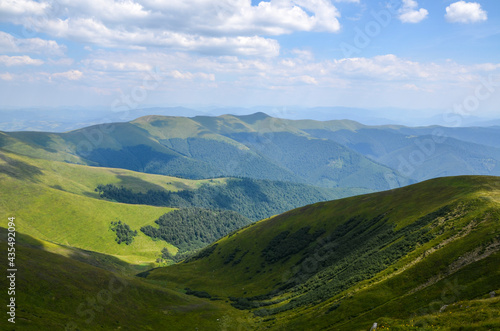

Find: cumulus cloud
[51,69,83,80]
[0,55,43,66]
[0,31,66,56]
[0,0,343,57]
[398,0,428,23]
[445,1,487,23]
[0,0,47,17]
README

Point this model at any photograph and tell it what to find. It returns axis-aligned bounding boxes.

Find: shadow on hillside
[0,227,148,275]
[116,175,166,192]
[0,152,43,182]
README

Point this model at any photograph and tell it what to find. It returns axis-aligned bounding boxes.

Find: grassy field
[0,150,225,265]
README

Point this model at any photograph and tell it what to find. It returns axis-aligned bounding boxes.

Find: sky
[0,0,500,119]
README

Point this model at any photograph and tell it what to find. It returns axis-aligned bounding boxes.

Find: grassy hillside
[0,228,250,331]
[145,176,500,330]
[1,173,498,330]
[0,149,359,264]
[0,150,178,265]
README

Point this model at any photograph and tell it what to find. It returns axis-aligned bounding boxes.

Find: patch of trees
[231,206,453,315]
[110,220,137,245]
[141,208,249,253]
[185,288,211,299]
[261,226,326,264]
[96,177,339,221]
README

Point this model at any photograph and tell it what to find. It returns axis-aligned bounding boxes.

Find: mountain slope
[304,125,500,181]
[145,176,500,330]
[0,149,360,263]
[0,228,249,331]
[3,113,500,188]
[0,114,412,191]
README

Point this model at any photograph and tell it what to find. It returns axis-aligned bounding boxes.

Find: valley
[1,114,499,330]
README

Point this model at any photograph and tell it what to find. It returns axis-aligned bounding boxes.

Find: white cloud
[0,31,66,56]
[398,0,428,23]
[169,70,215,81]
[0,0,47,17]
[445,1,487,23]
[83,59,153,72]
[0,0,343,57]
[0,72,13,80]
[0,55,43,66]
[51,69,83,80]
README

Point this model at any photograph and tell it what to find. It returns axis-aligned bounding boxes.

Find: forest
[141,208,250,253]
[96,178,340,221]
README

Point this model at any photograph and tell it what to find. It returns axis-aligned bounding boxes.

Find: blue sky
[0,0,499,118]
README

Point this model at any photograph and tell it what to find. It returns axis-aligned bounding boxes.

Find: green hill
[0,114,412,191]
[0,149,361,264]
[1,174,499,330]
[0,228,250,331]
[144,175,500,330]
[3,113,500,189]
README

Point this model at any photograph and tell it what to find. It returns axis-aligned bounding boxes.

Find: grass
[0,228,250,331]
[145,175,500,330]
[0,150,224,264]
[2,146,499,330]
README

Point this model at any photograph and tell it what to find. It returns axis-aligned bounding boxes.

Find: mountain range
[2,112,500,188]
[1,113,499,330]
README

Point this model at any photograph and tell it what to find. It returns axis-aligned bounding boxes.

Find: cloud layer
[0,0,344,57]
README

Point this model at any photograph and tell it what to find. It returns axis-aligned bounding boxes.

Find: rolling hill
[0,149,359,264]
[144,175,500,330]
[0,114,413,191]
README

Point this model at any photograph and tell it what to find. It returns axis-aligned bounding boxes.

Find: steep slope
[145,176,500,330]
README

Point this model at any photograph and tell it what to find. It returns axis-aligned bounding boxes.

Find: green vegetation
[145,176,500,330]
[110,220,138,245]
[0,228,249,331]
[0,150,236,265]
[2,132,500,330]
[141,208,251,253]
[97,177,358,221]
[261,226,325,264]
[0,114,412,191]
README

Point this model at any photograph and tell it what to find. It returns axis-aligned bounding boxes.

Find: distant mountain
[0,113,413,191]
[2,112,500,186]
[304,124,500,181]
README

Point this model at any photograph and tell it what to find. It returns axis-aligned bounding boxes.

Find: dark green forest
[96,178,347,221]
[141,208,251,253]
